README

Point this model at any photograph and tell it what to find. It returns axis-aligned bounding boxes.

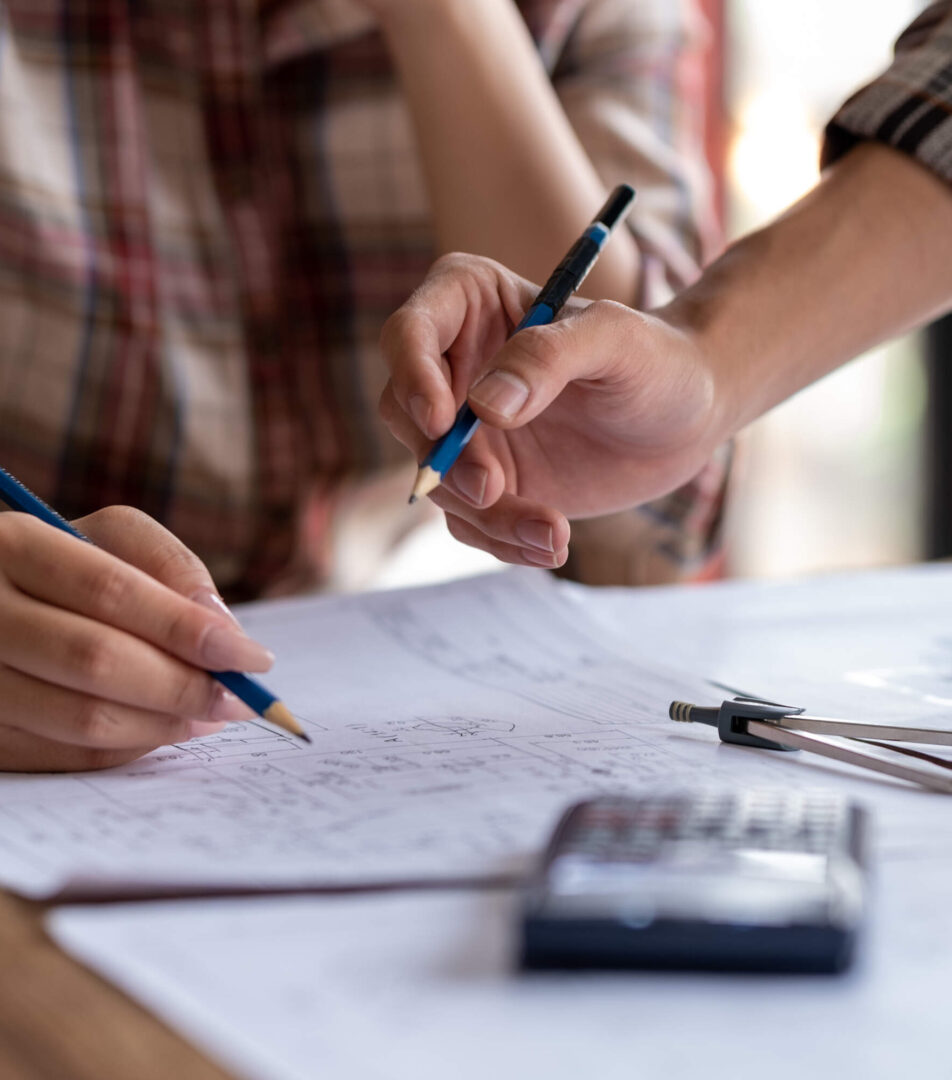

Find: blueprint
[0,572,744,899]
[4,566,952,900]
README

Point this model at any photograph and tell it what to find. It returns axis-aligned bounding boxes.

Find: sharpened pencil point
[408,465,442,504]
[408,494,417,505]
[263,700,309,742]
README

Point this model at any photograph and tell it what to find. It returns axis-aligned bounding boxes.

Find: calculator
[520,789,868,974]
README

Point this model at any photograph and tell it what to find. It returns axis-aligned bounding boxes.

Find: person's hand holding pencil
[378,253,722,568]
[0,506,274,772]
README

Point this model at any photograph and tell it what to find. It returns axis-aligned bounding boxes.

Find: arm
[665,141,952,436]
[363,0,641,303]
[378,142,952,567]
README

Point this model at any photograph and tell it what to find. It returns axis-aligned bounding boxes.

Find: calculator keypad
[556,790,849,863]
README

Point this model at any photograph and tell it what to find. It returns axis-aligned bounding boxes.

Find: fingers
[380,302,459,441]
[0,584,254,723]
[431,487,570,568]
[77,505,235,615]
[0,725,150,773]
[0,664,218,751]
[466,298,628,430]
[380,385,509,506]
[380,253,538,439]
[0,514,273,675]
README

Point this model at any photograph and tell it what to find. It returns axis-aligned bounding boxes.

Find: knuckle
[379,307,417,365]
[0,512,30,563]
[67,635,117,686]
[168,669,213,717]
[166,716,193,744]
[589,297,631,322]
[431,251,470,275]
[151,538,208,592]
[87,504,149,531]
[510,326,562,378]
[73,699,121,747]
[87,562,132,621]
[163,604,202,652]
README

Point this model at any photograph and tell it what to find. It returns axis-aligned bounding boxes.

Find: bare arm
[666,142,952,437]
[366,0,641,303]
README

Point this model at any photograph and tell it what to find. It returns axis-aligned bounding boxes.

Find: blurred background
[353,0,935,592]
[720,0,925,579]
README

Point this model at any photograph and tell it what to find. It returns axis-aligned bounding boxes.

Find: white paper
[573,562,952,726]
[6,565,952,900]
[49,872,951,1080]
[0,571,740,899]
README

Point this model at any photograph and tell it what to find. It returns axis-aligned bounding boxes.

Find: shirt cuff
[821,3,952,186]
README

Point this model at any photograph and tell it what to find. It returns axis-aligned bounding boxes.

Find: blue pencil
[0,465,308,743]
[409,183,636,504]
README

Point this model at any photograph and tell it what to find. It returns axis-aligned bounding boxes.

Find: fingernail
[452,463,488,506]
[202,625,275,671]
[208,688,255,723]
[188,719,229,739]
[522,548,558,567]
[191,589,241,626]
[409,394,433,438]
[469,370,529,420]
[520,548,557,565]
[516,519,555,552]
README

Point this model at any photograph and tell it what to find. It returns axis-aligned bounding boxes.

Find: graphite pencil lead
[263,701,309,742]
[408,465,442,504]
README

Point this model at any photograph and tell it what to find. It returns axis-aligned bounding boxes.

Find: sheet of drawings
[3,566,951,900]
[0,571,762,899]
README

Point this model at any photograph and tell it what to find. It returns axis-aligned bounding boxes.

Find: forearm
[661,142,952,439]
[375,0,640,303]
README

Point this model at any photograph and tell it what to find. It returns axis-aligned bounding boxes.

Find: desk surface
[0,891,230,1080]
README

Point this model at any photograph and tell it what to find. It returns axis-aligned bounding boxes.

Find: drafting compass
[669,696,952,794]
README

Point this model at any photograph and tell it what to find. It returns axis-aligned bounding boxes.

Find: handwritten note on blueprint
[0,571,814,900]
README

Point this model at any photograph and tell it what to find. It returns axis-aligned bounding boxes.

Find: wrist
[654,279,750,451]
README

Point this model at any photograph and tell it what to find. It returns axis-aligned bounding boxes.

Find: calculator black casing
[520,793,868,975]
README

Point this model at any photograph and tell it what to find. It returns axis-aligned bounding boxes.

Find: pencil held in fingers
[266,701,311,744]
[212,670,310,743]
[407,184,636,504]
[409,466,442,504]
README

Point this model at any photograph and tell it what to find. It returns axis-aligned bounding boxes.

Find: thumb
[465,299,634,429]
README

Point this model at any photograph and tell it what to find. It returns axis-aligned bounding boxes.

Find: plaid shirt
[0,0,722,600]
[824,1,952,182]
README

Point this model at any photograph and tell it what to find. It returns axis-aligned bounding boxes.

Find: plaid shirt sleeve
[533,0,730,586]
[823,1,952,183]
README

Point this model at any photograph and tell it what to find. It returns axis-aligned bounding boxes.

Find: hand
[0,507,274,772]
[379,254,723,568]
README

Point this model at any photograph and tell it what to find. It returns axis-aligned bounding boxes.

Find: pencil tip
[408,495,417,505]
[298,732,312,744]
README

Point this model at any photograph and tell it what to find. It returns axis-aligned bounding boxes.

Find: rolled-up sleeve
[547,0,721,309]
[823,1,952,185]
[531,0,730,585]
